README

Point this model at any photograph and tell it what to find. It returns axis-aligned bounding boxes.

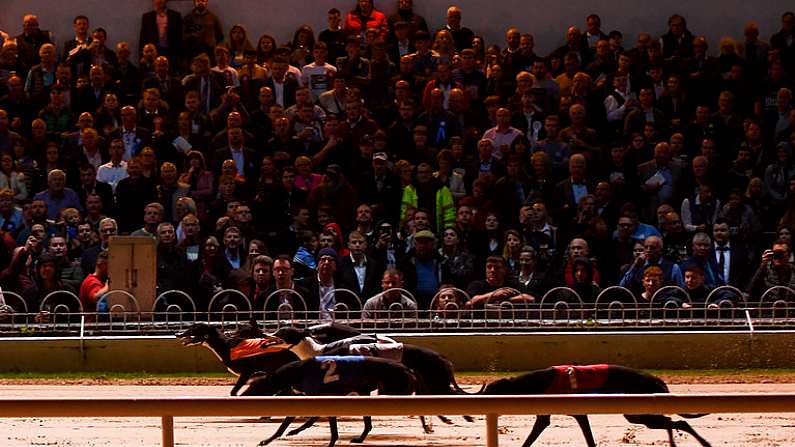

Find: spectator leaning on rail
[465,255,534,310]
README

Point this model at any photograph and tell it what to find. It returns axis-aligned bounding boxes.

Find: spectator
[79,249,109,312]
[33,170,82,220]
[263,255,311,312]
[362,268,417,318]
[182,0,224,63]
[465,255,534,309]
[620,235,684,295]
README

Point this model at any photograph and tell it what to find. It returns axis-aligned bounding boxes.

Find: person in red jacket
[344,0,388,42]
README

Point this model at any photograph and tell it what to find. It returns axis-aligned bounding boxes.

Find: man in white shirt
[97,139,128,193]
[302,42,337,102]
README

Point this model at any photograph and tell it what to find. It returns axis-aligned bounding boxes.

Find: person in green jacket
[400,162,455,233]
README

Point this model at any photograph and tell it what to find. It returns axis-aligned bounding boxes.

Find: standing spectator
[33,170,82,220]
[15,14,52,70]
[344,0,388,42]
[362,267,417,317]
[139,0,183,60]
[748,240,795,299]
[338,230,382,300]
[79,250,109,312]
[400,162,455,233]
[620,235,684,295]
[439,6,474,52]
[182,0,224,63]
[63,15,91,62]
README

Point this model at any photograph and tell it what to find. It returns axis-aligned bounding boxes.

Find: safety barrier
[2,285,795,335]
[1,393,794,447]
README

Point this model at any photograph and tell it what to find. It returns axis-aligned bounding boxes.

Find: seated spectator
[362,268,418,318]
[681,232,725,289]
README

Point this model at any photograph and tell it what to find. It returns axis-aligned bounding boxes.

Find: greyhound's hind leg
[521,415,551,447]
[286,416,320,436]
[420,415,434,433]
[673,420,712,447]
[625,414,679,447]
[230,373,249,396]
[259,416,295,446]
[327,416,339,447]
[351,416,372,443]
[572,415,597,447]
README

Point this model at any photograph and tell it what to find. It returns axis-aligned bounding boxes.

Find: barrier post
[161,415,174,447]
[486,413,499,447]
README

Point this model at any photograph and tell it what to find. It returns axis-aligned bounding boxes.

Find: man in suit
[139,0,183,60]
[553,153,593,224]
[262,57,299,108]
[62,15,91,63]
[76,163,115,217]
[213,127,259,182]
[263,256,313,313]
[338,230,383,300]
[182,53,226,114]
[298,247,361,319]
[637,142,682,223]
[711,218,750,289]
[110,106,151,161]
[142,56,184,108]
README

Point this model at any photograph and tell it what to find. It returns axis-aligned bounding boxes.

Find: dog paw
[463,415,475,423]
[259,438,276,446]
[423,427,435,434]
[350,437,365,443]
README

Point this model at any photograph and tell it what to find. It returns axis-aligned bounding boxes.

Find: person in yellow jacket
[400,162,455,233]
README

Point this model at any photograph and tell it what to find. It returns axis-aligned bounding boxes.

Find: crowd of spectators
[1,1,795,316]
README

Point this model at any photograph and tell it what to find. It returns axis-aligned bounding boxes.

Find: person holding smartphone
[747,241,795,300]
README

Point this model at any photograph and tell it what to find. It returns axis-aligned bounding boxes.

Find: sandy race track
[2,382,795,446]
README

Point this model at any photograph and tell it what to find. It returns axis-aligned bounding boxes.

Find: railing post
[161,415,174,447]
[486,413,499,447]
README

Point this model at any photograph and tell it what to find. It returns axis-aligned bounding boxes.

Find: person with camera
[747,241,795,299]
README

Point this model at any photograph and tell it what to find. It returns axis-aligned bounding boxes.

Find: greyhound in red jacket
[483,364,711,447]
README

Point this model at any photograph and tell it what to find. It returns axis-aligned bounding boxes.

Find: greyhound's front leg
[521,415,551,447]
[351,416,372,443]
[327,416,339,447]
[231,373,249,396]
[572,415,597,447]
[259,416,295,446]
[286,416,320,436]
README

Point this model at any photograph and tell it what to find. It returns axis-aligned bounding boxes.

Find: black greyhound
[175,323,299,395]
[482,364,712,447]
[241,356,418,447]
[273,326,476,431]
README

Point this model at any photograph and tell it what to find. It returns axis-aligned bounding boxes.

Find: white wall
[0,0,792,58]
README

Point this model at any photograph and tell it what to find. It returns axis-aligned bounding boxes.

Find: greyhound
[274,326,476,431]
[175,323,298,395]
[482,364,712,447]
[241,356,418,447]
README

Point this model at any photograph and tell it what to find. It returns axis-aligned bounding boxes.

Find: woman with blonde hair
[433,29,457,63]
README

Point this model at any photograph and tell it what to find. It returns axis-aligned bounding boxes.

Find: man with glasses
[619,235,683,296]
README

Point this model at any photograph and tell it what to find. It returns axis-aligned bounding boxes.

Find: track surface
[2,383,795,446]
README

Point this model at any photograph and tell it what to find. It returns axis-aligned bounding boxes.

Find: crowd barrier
[1,393,795,447]
[0,285,794,335]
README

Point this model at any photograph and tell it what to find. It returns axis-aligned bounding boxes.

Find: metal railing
[1,393,794,447]
[1,285,795,335]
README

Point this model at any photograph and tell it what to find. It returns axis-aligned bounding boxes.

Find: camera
[773,251,787,260]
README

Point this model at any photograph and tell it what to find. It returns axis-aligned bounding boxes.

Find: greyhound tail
[678,413,709,419]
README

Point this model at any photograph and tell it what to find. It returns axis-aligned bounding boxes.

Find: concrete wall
[2,331,793,373]
[0,1,791,58]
